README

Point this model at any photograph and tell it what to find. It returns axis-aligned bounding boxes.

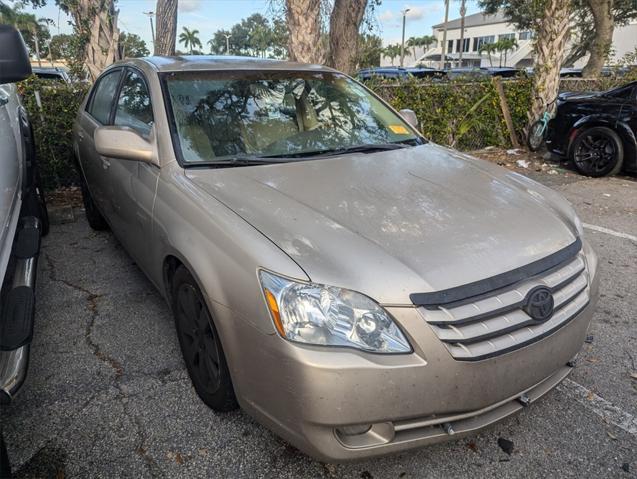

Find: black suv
[546,81,637,177]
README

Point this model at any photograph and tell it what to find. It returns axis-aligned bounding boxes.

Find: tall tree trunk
[286,0,323,63]
[69,0,120,81]
[529,0,571,126]
[581,0,614,77]
[326,0,367,73]
[155,0,177,56]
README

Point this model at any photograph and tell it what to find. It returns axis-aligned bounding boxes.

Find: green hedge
[18,76,89,190]
[369,76,533,151]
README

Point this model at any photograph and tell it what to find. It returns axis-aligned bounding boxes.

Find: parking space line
[583,223,637,242]
[558,378,637,436]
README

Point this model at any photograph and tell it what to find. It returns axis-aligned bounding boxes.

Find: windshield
[162,70,419,164]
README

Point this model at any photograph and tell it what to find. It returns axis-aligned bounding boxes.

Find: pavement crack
[44,252,161,476]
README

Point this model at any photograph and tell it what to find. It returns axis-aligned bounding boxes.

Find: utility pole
[400,8,410,67]
[143,11,155,50]
[439,0,449,70]
[224,33,231,55]
[32,26,42,67]
[458,0,466,68]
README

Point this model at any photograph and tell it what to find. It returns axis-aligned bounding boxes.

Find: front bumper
[218,243,599,462]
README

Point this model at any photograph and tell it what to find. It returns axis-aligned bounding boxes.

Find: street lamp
[400,8,410,67]
[224,33,231,55]
[142,11,155,50]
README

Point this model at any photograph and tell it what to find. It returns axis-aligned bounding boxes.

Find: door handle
[77,131,85,140]
[101,158,111,170]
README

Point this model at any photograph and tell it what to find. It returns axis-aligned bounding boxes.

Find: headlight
[259,270,411,354]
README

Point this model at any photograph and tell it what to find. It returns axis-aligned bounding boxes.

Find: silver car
[73,56,599,462]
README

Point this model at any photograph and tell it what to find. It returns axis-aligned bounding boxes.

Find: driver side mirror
[399,109,419,129]
[94,126,158,165]
[0,25,32,84]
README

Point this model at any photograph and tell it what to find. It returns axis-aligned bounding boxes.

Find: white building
[382,10,637,69]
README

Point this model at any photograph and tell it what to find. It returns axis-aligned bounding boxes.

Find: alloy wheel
[573,133,618,176]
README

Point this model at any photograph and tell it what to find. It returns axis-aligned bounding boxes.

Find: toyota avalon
[72,56,599,461]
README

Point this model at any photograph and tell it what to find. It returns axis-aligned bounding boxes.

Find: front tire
[527,120,545,152]
[571,126,624,177]
[171,266,238,412]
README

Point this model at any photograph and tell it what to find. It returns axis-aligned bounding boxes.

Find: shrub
[369,76,534,151]
[17,76,89,190]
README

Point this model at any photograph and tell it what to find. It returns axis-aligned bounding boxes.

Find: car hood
[186,144,578,305]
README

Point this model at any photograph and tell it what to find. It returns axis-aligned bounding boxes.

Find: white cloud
[179,0,201,13]
[379,10,395,22]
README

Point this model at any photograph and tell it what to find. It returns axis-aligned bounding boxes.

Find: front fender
[152,165,309,338]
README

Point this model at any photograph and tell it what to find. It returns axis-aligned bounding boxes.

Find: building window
[499,33,516,41]
[519,31,534,40]
[456,38,470,53]
[447,39,454,53]
[473,35,495,52]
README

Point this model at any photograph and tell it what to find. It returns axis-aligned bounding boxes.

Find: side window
[114,70,154,137]
[88,70,122,124]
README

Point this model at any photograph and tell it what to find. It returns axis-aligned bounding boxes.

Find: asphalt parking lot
[1,165,636,478]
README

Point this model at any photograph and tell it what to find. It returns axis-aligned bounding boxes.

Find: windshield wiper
[318,141,423,157]
[185,154,293,168]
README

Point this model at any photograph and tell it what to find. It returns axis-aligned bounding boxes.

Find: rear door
[76,68,123,219]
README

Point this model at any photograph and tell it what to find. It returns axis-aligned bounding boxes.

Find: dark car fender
[566,115,637,172]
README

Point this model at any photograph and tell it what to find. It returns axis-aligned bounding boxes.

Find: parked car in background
[445,67,492,80]
[32,66,71,83]
[559,68,583,78]
[357,67,410,80]
[74,56,598,462]
[0,25,48,477]
[546,81,637,177]
[483,67,524,78]
[356,66,445,81]
[405,67,446,80]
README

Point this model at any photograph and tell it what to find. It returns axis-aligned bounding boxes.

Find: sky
[8,0,482,50]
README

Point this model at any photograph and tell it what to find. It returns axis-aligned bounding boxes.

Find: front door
[107,68,158,273]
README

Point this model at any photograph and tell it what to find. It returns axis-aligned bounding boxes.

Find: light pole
[439,0,449,70]
[400,8,410,67]
[143,11,155,50]
[224,33,231,55]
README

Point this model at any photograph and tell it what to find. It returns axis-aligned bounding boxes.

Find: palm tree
[499,38,519,67]
[179,27,202,55]
[407,36,418,61]
[479,42,497,67]
[384,44,401,66]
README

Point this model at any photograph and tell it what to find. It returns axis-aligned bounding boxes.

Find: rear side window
[114,70,154,137]
[88,70,122,124]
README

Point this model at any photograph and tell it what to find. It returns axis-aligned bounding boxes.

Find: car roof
[120,55,337,73]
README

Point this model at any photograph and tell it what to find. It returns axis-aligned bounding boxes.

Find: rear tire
[570,126,624,177]
[171,266,238,412]
[78,172,108,231]
[527,120,545,152]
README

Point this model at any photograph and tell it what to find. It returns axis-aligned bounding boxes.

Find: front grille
[417,249,590,361]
